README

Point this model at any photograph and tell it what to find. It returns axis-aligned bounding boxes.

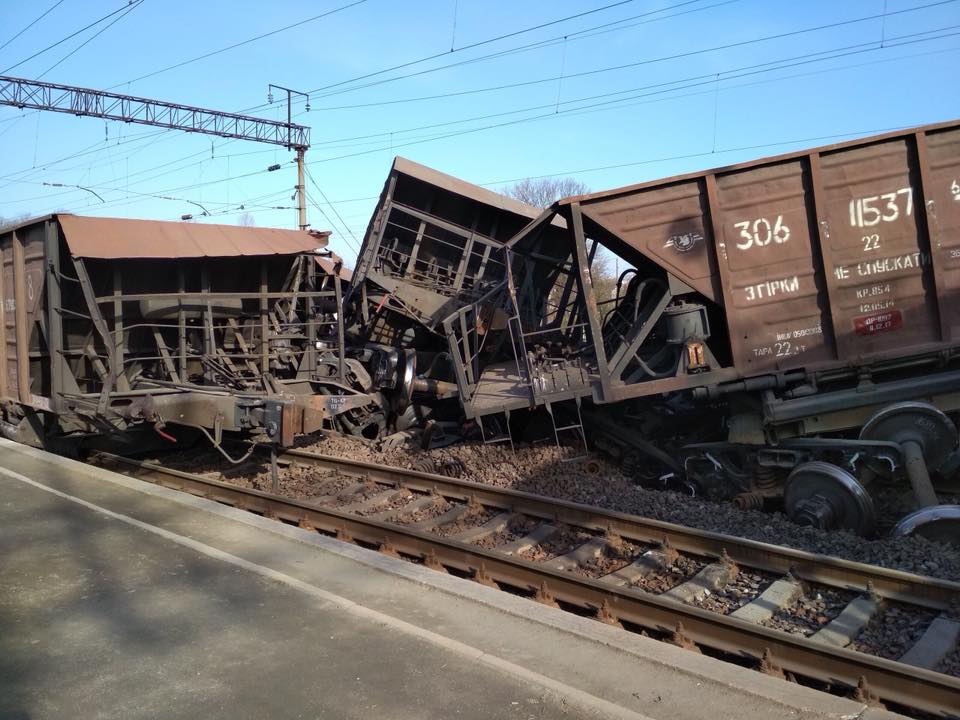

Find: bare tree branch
[502,177,589,209]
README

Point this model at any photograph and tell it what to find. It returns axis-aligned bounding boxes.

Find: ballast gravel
[301,433,960,582]
[763,588,852,637]
[850,603,938,660]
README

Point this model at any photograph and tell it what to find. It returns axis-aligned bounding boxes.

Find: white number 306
[734,215,791,250]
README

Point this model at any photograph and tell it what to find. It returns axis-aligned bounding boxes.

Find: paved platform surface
[0,439,907,720]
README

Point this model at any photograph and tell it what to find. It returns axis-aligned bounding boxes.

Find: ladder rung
[554,424,584,432]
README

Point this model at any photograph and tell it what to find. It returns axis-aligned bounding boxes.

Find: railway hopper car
[0,214,371,454]
[441,120,960,541]
[340,157,566,440]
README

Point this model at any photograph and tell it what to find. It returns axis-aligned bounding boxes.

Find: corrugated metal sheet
[57,214,331,259]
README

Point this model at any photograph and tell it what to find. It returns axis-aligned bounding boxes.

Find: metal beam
[0,75,309,149]
[72,257,118,415]
[0,244,7,399]
[11,230,31,403]
[568,203,611,400]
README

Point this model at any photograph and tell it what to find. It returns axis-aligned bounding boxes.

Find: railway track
[92,448,960,718]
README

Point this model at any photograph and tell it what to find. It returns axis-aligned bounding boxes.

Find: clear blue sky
[1,0,958,264]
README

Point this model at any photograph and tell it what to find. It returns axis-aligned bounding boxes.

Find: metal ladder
[478,410,514,451]
[545,398,589,461]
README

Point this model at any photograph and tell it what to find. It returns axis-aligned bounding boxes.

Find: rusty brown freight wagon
[337,157,566,442]
[0,214,373,454]
[441,121,960,541]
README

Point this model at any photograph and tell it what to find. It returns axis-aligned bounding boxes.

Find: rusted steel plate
[349,156,566,336]
[0,242,12,400]
[711,161,834,372]
[924,127,960,342]
[556,120,959,380]
[577,179,721,303]
[57,214,331,259]
[817,137,937,359]
[0,221,46,403]
[391,157,545,221]
[0,243,6,398]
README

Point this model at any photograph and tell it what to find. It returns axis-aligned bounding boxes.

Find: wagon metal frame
[0,214,366,451]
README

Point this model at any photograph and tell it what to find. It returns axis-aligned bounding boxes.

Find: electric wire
[238,0,725,114]
[290,0,960,111]
[115,0,368,87]
[304,166,361,253]
[1,1,141,74]
[0,0,369,182]
[20,165,290,218]
[37,1,145,80]
[0,145,282,205]
[7,19,952,202]
[3,1,957,229]
[303,0,640,96]
[0,0,887,179]
[7,34,956,216]
[0,0,66,54]
[305,27,960,150]
[305,192,356,250]
[308,27,960,164]
[312,1,739,110]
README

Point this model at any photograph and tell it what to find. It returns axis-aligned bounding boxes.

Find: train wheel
[860,401,957,477]
[784,461,876,536]
[892,505,960,545]
[860,401,958,510]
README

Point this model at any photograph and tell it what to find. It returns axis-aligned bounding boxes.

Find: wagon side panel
[0,235,11,401]
[710,159,836,373]
[816,137,938,358]
[922,127,960,342]
[580,179,722,303]
[0,222,48,406]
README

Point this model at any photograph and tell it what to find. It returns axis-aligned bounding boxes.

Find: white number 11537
[849,187,913,227]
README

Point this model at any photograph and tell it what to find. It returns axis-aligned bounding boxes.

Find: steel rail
[277,448,960,611]
[93,451,960,716]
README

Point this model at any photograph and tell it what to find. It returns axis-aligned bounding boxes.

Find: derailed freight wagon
[0,214,372,454]
[443,120,960,541]
[339,157,566,442]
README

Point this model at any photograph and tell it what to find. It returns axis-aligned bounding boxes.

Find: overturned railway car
[340,157,566,440]
[0,214,369,454]
[441,120,960,541]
